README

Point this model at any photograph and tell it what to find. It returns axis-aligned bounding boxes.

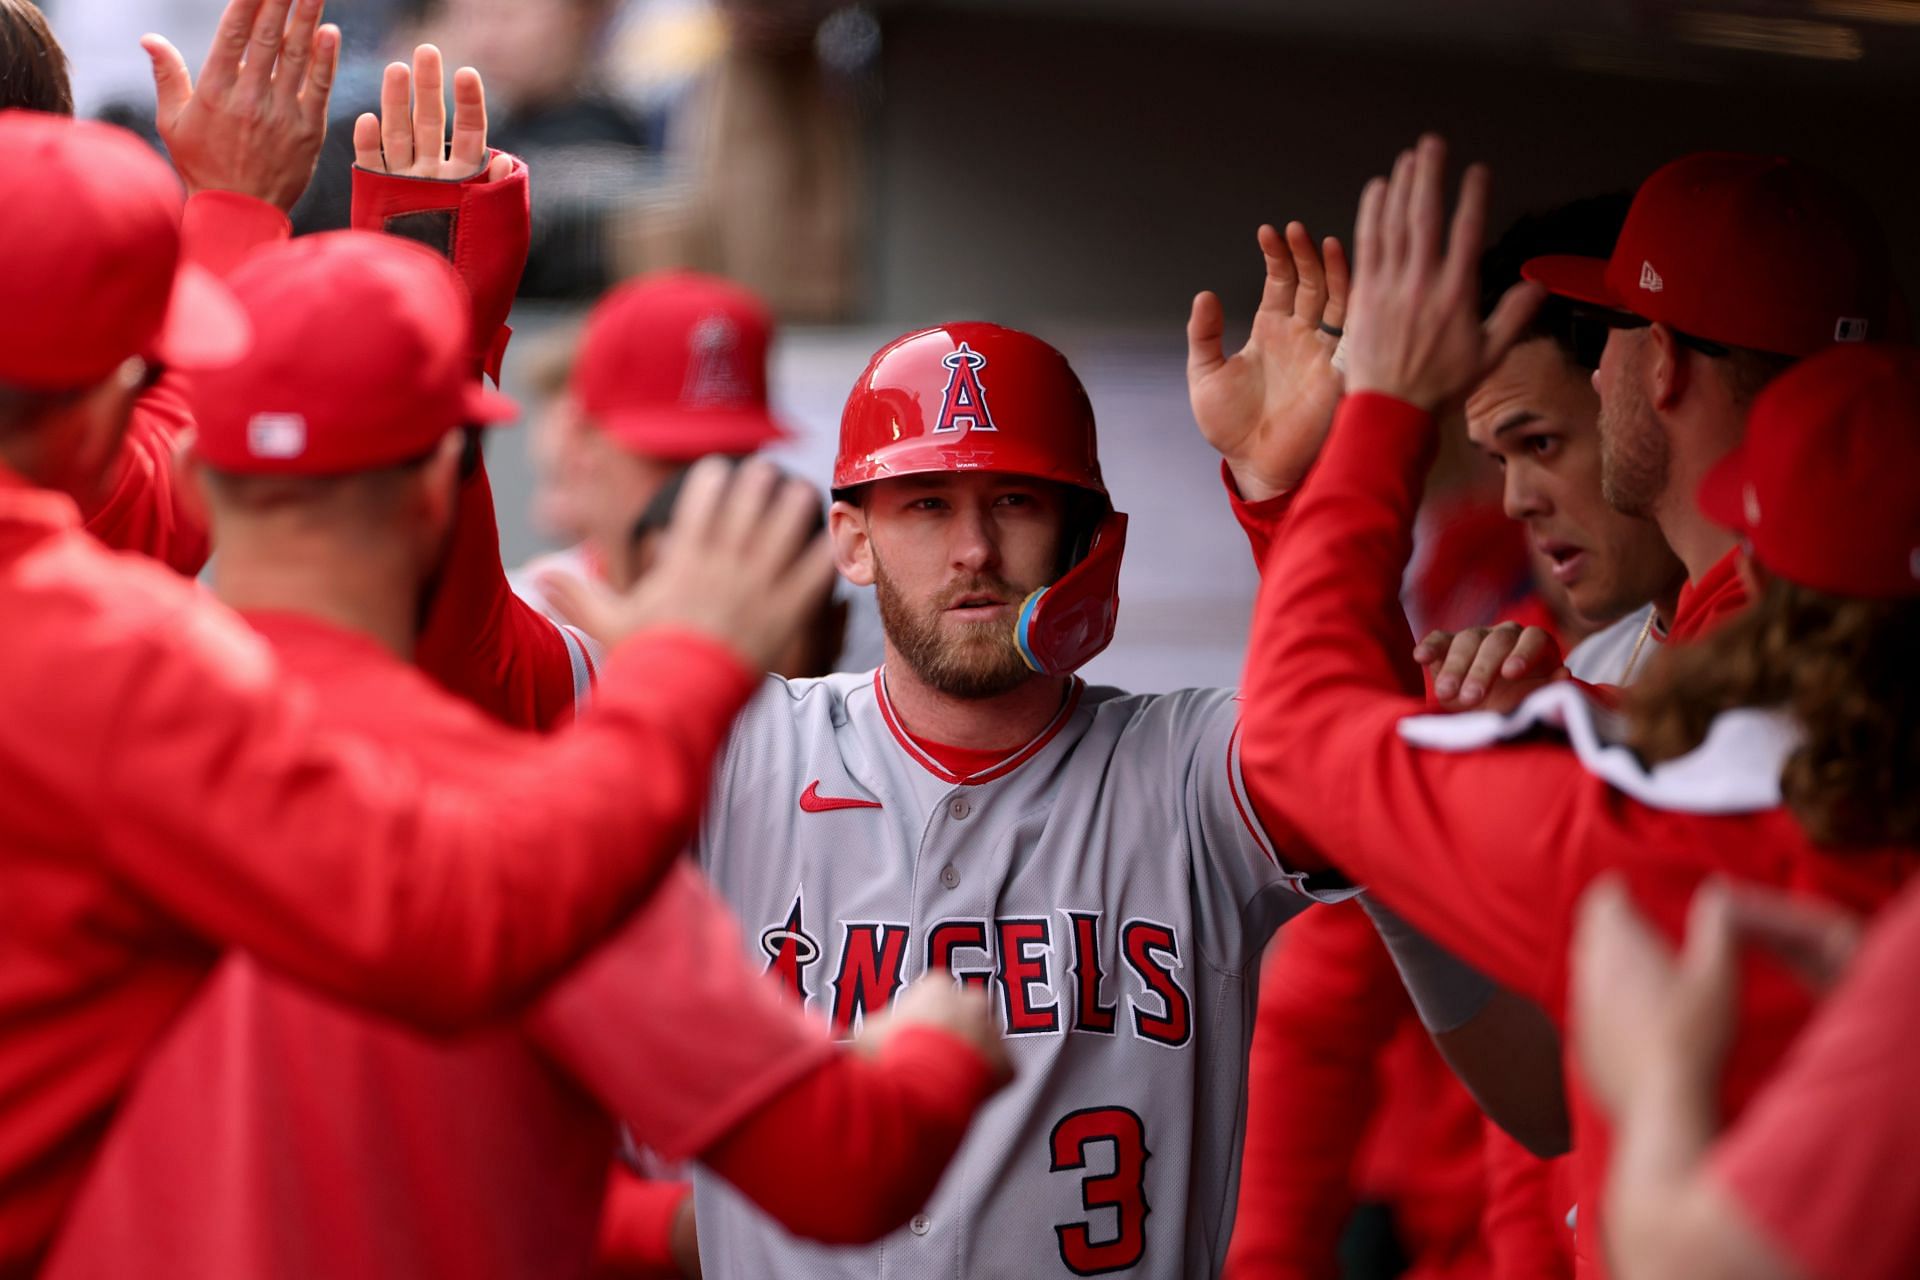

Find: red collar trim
[873,667,1082,785]
[1670,547,1747,644]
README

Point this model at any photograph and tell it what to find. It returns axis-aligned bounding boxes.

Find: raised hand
[1188,222,1350,500]
[542,457,838,670]
[1344,134,1544,411]
[142,0,338,212]
[1413,621,1563,709]
[353,44,504,182]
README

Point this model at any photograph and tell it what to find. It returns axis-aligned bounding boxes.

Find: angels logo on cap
[934,342,998,434]
[681,314,750,408]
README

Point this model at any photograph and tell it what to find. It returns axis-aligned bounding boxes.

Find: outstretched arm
[1235,137,1605,1010]
[86,0,338,571]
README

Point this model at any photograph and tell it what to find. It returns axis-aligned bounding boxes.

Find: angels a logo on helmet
[933,342,998,434]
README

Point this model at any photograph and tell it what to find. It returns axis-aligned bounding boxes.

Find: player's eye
[1522,434,1561,461]
[995,492,1035,508]
[907,496,949,512]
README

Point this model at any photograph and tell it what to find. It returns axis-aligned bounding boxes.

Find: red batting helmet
[834,323,1128,676]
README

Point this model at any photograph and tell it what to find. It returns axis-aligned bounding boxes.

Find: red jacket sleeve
[416,458,588,731]
[1225,903,1407,1279]
[1237,392,1604,1012]
[1482,1123,1574,1280]
[82,597,754,1031]
[694,1024,1000,1245]
[81,192,290,574]
[593,1171,690,1279]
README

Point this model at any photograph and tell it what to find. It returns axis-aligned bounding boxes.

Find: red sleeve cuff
[179,190,291,279]
[594,1170,691,1276]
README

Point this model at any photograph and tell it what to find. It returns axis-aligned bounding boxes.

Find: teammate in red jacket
[1237,135,1917,1278]
[43,227,1008,1280]
[0,34,827,1277]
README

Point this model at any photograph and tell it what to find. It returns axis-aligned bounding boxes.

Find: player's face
[1466,339,1681,625]
[1593,328,1671,521]
[840,472,1070,699]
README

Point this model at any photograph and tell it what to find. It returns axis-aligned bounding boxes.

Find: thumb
[1482,281,1548,372]
[1186,290,1226,383]
[141,34,193,123]
[538,570,618,646]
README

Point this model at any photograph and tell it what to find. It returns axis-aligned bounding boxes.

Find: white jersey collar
[1396,681,1800,814]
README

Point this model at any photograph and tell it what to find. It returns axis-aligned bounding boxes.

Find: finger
[273,0,322,107]
[1432,628,1486,702]
[1459,624,1523,706]
[1483,281,1548,373]
[1500,626,1558,679]
[770,535,840,625]
[140,34,194,123]
[1185,290,1226,382]
[198,0,265,97]
[1352,177,1386,287]
[380,61,414,171]
[538,571,615,641]
[715,459,782,556]
[1412,629,1453,666]
[1677,880,1741,1014]
[411,44,447,173]
[1381,148,1416,274]
[1255,223,1298,320]
[1440,160,1492,304]
[1406,133,1447,271]
[353,111,384,170]
[1321,236,1351,332]
[1287,221,1330,329]
[299,23,340,130]
[237,0,296,98]
[753,477,828,575]
[486,151,512,182]
[661,455,733,552]
[448,66,489,175]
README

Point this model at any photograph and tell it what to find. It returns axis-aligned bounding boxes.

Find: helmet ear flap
[1016,511,1127,675]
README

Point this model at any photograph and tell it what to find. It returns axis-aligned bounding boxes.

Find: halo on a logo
[933,341,998,434]
[760,924,820,965]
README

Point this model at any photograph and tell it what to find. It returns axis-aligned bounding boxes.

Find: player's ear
[416,430,466,530]
[1646,324,1688,411]
[830,498,874,586]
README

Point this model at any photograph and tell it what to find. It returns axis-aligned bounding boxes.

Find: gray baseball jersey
[691,668,1350,1278]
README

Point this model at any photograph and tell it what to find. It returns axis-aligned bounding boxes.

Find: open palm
[1188,222,1349,500]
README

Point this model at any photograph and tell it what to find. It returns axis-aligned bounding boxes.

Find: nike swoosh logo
[799,781,883,813]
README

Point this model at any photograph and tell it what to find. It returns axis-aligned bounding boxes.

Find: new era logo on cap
[1639,261,1664,293]
[1835,317,1871,342]
[247,412,308,459]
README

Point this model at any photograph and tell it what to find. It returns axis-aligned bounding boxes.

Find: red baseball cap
[0,110,249,391]
[1699,343,1920,599]
[1523,153,1894,357]
[191,231,517,475]
[570,271,793,460]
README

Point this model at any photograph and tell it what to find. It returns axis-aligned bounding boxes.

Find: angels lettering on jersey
[758,891,1192,1048]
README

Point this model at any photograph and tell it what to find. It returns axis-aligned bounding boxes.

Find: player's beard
[1598,373,1670,519]
[874,558,1038,700]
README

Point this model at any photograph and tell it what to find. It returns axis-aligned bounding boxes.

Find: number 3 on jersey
[1049,1106,1150,1274]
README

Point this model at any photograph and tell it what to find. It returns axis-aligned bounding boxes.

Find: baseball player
[511,269,795,623]
[0,95,842,1278]
[1238,134,1918,1279]
[412,208,1389,1271]
[42,227,1008,1280]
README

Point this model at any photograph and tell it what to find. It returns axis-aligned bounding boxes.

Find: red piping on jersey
[872,668,1083,786]
[799,781,884,813]
[1227,720,1280,867]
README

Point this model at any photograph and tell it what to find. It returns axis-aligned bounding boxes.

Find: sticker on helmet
[934,342,999,434]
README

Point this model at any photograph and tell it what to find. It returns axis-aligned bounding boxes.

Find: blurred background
[42,0,1920,692]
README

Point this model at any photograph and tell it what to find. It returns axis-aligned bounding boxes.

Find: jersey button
[909,1214,932,1236]
[949,797,971,820]
[940,863,960,890]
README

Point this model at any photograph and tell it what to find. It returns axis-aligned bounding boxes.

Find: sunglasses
[1568,305,1732,360]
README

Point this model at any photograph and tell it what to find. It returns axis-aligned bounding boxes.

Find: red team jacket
[44,613,997,1280]
[1239,391,1916,1278]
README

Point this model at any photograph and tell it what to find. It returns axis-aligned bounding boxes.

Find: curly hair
[1628,576,1920,847]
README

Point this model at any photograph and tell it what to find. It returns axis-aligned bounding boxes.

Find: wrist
[1223,458,1298,504]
